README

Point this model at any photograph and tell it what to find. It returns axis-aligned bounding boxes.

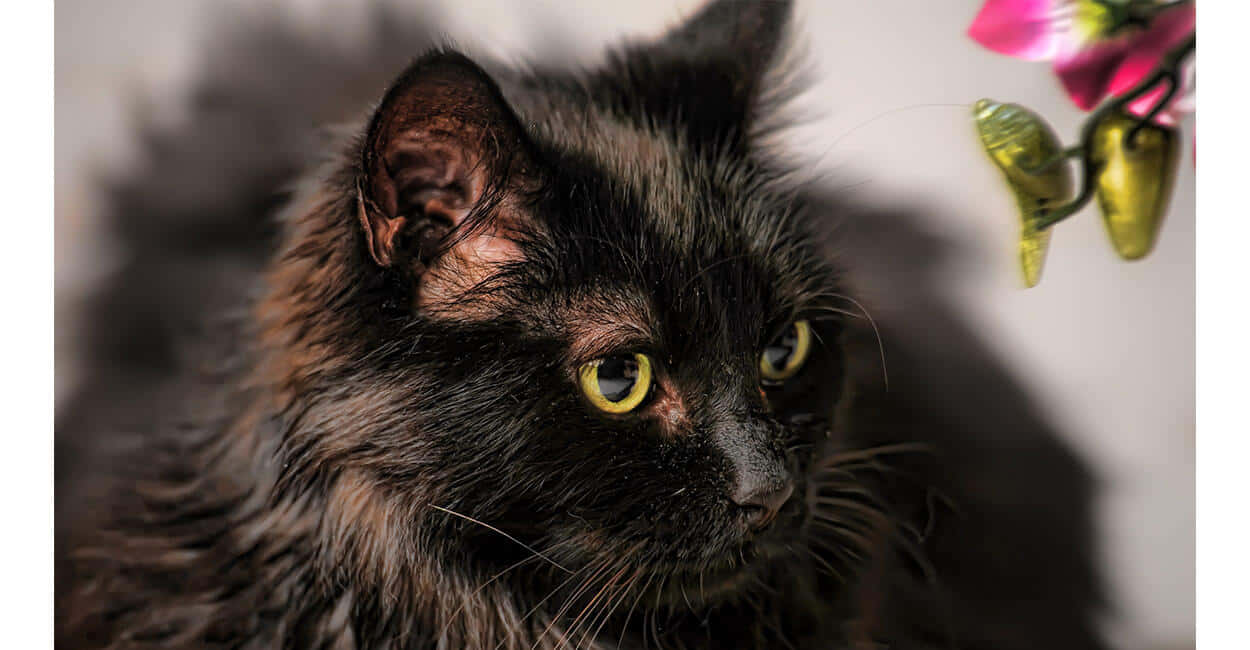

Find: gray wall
[55,1,1194,648]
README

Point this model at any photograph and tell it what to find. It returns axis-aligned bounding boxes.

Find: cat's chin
[647,552,785,607]
[642,531,801,607]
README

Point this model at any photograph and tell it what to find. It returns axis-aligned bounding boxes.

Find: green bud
[1090,112,1180,260]
[974,99,1074,287]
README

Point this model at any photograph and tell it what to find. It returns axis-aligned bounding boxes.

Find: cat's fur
[56,1,1105,648]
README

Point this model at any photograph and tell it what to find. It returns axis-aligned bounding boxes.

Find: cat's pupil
[764,327,799,369]
[597,357,639,402]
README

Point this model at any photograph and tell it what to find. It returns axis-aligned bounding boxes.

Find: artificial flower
[969,0,1195,125]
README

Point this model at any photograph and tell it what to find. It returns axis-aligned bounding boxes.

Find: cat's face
[279,0,854,606]
[394,135,848,601]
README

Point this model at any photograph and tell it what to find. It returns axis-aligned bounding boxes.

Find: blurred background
[55,1,1194,648]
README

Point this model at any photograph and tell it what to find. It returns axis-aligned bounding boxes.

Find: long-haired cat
[56,1,1105,648]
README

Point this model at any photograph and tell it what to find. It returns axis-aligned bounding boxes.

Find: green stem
[1094,0,1193,32]
[1125,70,1180,148]
[1020,146,1084,175]
[1148,1,1195,12]
[1032,33,1194,230]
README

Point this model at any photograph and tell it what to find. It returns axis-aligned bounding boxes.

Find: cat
[56,1,1106,648]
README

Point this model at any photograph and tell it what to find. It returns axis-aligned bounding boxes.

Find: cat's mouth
[635,509,808,606]
[643,536,797,605]
[542,476,816,607]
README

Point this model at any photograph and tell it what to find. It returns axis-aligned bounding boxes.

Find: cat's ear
[609,0,794,150]
[357,51,534,271]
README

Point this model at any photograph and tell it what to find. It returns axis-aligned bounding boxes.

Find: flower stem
[1032,33,1194,230]
[1094,0,1193,32]
[1020,146,1084,174]
[1125,71,1180,148]
[1149,1,1194,12]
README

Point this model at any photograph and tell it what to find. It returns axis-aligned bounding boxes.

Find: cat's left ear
[357,51,535,272]
[608,0,794,151]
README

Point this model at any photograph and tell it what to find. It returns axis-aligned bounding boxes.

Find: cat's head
[263,0,858,607]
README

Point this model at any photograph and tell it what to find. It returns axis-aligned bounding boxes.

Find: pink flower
[968,0,1195,125]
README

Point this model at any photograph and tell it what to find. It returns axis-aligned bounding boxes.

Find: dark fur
[57,2,1105,648]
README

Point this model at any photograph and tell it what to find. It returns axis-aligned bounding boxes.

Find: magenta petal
[967,0,1060,60]
[1125,80,1179,125]
[1108,5,1197,97]
[1053,40,1131,110]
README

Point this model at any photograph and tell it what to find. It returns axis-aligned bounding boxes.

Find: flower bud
[1090,112,1180,260]
[974,99,1073,287]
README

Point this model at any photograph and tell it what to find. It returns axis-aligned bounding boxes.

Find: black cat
[57,1,1105,648]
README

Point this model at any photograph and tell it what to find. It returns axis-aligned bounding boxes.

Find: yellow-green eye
[760,320,812,383]
[578,353,653,414]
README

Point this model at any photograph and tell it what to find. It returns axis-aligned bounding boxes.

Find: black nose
[732,477,795,532]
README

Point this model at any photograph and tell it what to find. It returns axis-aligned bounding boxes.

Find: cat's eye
[760,320,812,384]
[578,353,653,414]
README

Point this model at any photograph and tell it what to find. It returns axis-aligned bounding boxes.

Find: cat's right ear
[607,0,794,153]
[357,51,534,272]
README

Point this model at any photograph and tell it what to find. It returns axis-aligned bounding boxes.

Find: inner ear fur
[357,51,535,271]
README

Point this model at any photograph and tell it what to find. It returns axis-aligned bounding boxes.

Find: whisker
[648,572,669,649]
[501,562,594,650]
[439,554,539,643]
[802,545,848,582]
[533,558,614,650]
[811,518,882,560]
[803,304,862,321]
[801,290,891,389]
[564,561,630,648]
[815,442,933,468]
[429,504,572,574]
[580,564,643,650]
[617,570,655,650]
[806,103,970,172]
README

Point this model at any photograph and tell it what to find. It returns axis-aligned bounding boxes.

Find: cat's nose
[732,476,795,532]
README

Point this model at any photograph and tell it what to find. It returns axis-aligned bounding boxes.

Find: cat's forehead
[526,101,752,236]
[519,95,801,253]
[513,104,826,355]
